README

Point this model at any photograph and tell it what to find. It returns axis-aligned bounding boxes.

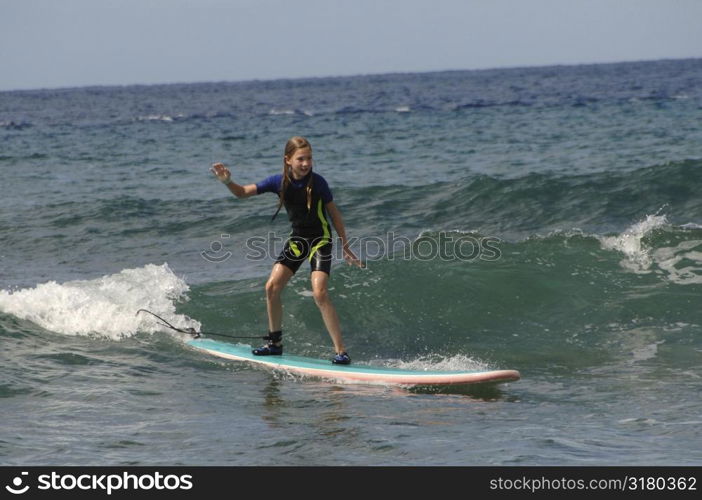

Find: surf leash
[135,309,268,341]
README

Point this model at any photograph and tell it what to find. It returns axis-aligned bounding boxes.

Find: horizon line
[1,55,700,94]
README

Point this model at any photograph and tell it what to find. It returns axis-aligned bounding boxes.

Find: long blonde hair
[272,136,314,220]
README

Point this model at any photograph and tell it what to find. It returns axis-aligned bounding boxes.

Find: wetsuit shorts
[276,236,332,275]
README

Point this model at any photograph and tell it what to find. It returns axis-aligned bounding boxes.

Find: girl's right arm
[210,163,258,198]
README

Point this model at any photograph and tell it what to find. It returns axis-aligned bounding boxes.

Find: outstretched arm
[326,201,364,268]
[210,163,258,198]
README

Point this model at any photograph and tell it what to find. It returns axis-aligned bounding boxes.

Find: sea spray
[384,353,491,372]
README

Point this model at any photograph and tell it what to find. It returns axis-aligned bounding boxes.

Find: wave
[386,214,702,286]
[135,114,184,122]
[1,217,699,371]
[0,263,198,339]
[538,216,702,285]
[343,158,702,239]
[453,99,528,110]
[0,120,32,130]
[268,108,313,116]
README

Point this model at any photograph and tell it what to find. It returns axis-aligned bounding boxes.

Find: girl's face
[285,147,313,180]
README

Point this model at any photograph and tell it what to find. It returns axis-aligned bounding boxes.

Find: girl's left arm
[326,202,364,268]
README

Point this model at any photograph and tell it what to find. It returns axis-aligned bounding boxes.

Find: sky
[1,0,701,91]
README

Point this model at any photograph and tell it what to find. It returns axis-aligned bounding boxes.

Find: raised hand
[210,162,232,184]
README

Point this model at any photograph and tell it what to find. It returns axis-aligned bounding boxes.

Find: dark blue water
[1,59,701,465]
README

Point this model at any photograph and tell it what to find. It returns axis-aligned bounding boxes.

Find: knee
[266,279,283,300]
[313,287,330,307]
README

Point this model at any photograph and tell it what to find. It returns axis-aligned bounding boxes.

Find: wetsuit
[256,171,334,275]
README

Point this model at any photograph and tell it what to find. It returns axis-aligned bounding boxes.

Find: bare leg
[311,270,346,353]
[265,263,294,341]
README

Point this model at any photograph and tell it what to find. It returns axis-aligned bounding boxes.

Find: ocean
[1,58,701,466]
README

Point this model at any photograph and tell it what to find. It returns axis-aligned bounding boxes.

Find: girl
[210,136,362,365]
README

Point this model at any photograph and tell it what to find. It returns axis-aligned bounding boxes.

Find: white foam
[0,263,199,339]
[629,340,664,363]
[382,353,491,372]
[597,213,702,284]
[599,213,668,273]
[136,114,177,122]
[268,108,313,116]
[268,108,295,115]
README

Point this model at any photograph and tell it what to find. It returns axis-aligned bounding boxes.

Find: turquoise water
[1,59,701,465]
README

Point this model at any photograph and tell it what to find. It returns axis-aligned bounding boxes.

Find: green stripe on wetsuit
[308,199,331,260]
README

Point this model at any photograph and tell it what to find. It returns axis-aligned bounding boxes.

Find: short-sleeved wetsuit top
[256,171,334,274]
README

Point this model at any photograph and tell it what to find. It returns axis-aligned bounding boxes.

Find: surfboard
[187,338,520,387]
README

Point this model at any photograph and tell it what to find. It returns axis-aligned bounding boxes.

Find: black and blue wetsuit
[256,172,334,275]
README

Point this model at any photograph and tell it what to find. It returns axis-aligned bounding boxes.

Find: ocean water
[1,59,702,466]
